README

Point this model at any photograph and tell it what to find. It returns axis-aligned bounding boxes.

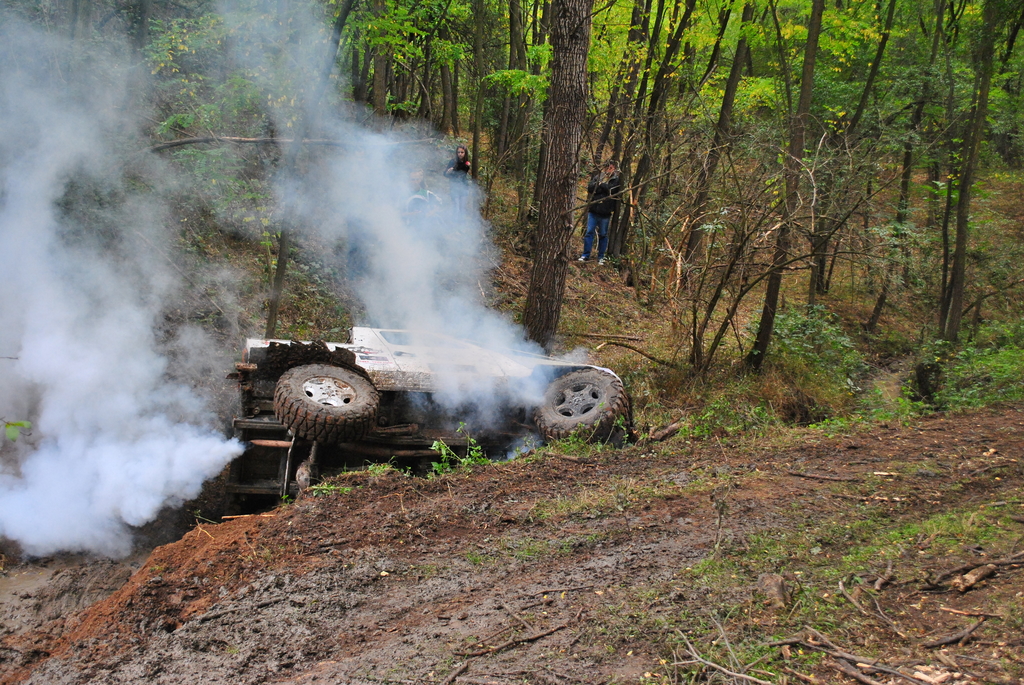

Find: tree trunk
[440,61,455,134]
[867,0,946,332]
[522,0,594,348]
[944,0,1002,342]
[609,0,697,259]
[745,0,824,371]
[471,0,486,177]
[684,2,753,262]
[133,0,152,52]
[371,0,388,116]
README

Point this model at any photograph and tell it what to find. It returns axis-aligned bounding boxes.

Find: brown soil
[1,406,1022,684]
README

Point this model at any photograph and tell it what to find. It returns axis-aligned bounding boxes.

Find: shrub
[935,345,1024,409]
[763,306,868,420]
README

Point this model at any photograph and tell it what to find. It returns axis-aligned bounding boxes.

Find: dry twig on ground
[673,632,775,685]
[921,618,987,648]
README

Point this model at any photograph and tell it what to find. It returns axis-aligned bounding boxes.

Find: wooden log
[951,564,997,592]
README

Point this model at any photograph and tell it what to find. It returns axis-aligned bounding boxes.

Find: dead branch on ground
[783,666,828,684]
[950,564,997,592]
[453,621,571,658]
[440,661,468,685]
[873,560,894,590]
[838,578,906,637]
[938,607,1002,618]
[787,471,860,482]
[830,658,886,685]
[673,631,775,685]
[647,416,694,442]
[768,628,932,685]
[921,618,987,648]
[932,550,1024,585]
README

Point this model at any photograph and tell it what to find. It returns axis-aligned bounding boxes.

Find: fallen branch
[440,661,468,685]
[868,593,908,638]
[835,576,906,637]
[837,577,906,637]
[470,625,512,648]
[674,632,775,685]
[649,420,685,443]
[800,629,930,685]
[500,600,534,632]
[873,560,894,590]
[838,578,870,615]
[783,667,827,684]
[454,622,569,657]
[787,471,860,482]
[950,564,997,592]
[939,607,1002,618]
[933,550,1024,584]
[921,618,986,648]
[831,658,886,685]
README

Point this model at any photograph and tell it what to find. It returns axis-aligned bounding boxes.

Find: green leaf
[5,421,29,442]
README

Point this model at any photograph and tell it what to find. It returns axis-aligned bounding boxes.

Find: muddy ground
[1,406,1022,684]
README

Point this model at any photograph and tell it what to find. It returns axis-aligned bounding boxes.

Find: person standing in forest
[578,159,620,265]
[443,145,471,216]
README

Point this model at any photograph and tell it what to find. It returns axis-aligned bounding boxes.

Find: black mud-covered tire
[534,369,630,442]
[273,364,379,443]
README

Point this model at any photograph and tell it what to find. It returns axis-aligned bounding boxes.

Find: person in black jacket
[443,145,472,215]
[578,159,620,264]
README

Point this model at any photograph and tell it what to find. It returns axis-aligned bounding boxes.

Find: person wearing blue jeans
[578,159,621,265]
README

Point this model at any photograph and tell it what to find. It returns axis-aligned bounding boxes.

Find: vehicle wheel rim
[303,377,357,406]
[555,382,602,418]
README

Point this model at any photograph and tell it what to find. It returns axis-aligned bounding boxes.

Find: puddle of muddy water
[0,555,146,637]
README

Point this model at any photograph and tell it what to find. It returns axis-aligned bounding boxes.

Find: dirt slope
[2,406,1022,684]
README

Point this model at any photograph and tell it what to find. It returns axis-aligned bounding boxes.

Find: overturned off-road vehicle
[227,328,631,502]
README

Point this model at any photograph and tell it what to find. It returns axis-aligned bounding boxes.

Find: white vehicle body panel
[245,327,619,392]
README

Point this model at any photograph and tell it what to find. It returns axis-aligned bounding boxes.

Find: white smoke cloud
[0,24,242,557]
[214,0,554,414]
[0,0,565,558]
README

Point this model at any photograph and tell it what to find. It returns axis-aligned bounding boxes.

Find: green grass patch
[581,500,1022,680]
[528,477,676,521]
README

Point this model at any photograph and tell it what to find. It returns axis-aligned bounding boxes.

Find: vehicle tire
[273,364,379,443]
[534,369,629,442]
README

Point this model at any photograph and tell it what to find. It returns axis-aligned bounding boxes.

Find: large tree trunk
[745,0,824,371]
[522,0,594,348]
[439,61,455,134]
